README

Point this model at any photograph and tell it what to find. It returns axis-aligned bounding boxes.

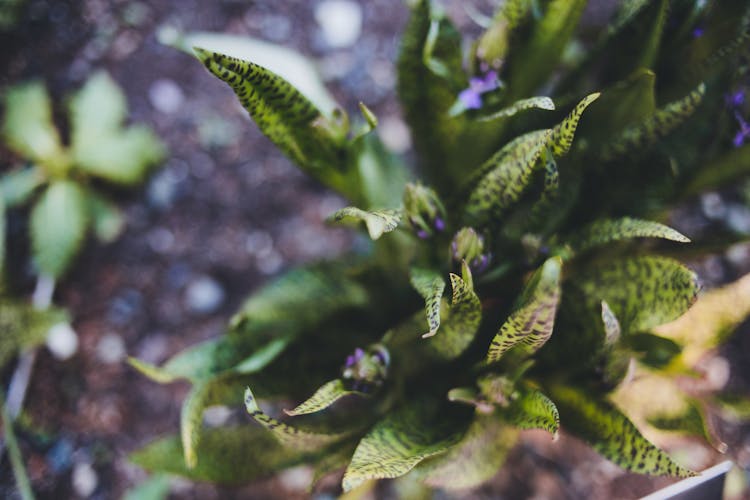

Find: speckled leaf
[181,379,216,468]
[477,97,555,122]
[194,48,347,189]
[0,166,44,208]
[566,217,689,256]
[285,379,360,416]
[487,257,561,363]
[409,268,446,338]
[328,207,401,240]
[30,181,90,279]
[414,415,519,490]
[341,404,461,492]
[463,129,550,227]
[547,93,600,157]
[571,256,699,335]
[244,387,347,451]
[504,388,559,437]
[474,0,532,69]
[2,81,64,165]
[130,426,315,485]
[648,400,713,444]
[0,298,68,369]
[427,271,482,359]
[550,384,694,477]
[601,83,706,161]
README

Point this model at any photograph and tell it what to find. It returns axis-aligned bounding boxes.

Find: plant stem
[1,394,36,500]
[6,275,55,419]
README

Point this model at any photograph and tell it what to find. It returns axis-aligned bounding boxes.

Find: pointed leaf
[2,81,65,165]
[566,217,689,256]
[601,300,621,345]
[244,387,347,451]
[426,272,482,359]
[328,207,401,240]
[68,71,127,148]
[550,384,694,477]
[409,268,446,338]
[285,379,359,416]
[0,167,44,208]
[181,379,214,468]
[601,83,706,161]
[414,415,519,490]
[547,93,600,157]
[130,426,315,485]
[341,403,462,492]
[504,388,559,437]
[30,181,90,278]
[463,129,550,227]
[487,257,562,363]
[86,189,125,243]
[571,256,699,335]
[73,125,165,186]
[477,96,555,122]
[648,400,714,444]
[194,48,347,189]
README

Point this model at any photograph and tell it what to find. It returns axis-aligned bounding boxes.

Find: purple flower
[692,27,704,38]
[458,71,499,110]
[733,111,750,148]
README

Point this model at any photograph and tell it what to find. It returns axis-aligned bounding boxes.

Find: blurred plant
[132,0,750,494]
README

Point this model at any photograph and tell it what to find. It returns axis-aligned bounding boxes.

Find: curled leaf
[427,271,482,359]
[487,257,562,363]
[547,93,600,157]
[476,96,555,122]
[566,217,690,256]
[504,388,559,438]
[285,379,360,416]
[329,207,401,240]
[409,268,446,338]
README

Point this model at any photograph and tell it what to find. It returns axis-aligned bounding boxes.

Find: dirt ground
[1,1,748,499]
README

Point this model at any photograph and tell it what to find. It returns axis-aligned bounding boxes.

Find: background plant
[131,0,750,494]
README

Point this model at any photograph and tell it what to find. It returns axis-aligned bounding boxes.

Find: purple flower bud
[417,229,429,240]
[354,348,365,362]
[730,91,745,108]
[734,130,747,148]
[345,355,356,367]
[692,27,704,38]
[459,88,482,110]
[434,217,445,232]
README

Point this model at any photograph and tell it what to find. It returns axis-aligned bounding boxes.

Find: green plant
[131,0,750,493]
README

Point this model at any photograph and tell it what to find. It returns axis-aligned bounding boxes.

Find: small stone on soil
[315,0,363,49]
[46,323,79,361]
[148,78,185,114]
[72,461,98,498]
[185,276,226,315]
[96,333,126,364]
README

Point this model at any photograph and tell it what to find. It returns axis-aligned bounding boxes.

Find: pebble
[185,276,225,315]
[203,405,233,427]
[315,0,363,49]
[279,465,313,491]
[46,323,79,361]
[108,289,144,325]
[700,192,726,220]
[148,78,185,114]
[378,115,411,154]
[134,334,168,365]
[46,438,74,473]
[261,14,292,42]
[72,461,98,497]
[96,333,126,364]
[256,250,284,275]
[146,164,186,210]
[147,227,175,254]
[726,203,750,234]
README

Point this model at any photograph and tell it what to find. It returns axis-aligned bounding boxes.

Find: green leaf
[463,129,550,227]
[68,71,127,147]
[426,271,482,359]
[504,388,559,437]
[284,379,360,416]
[565,217,689,256]
[409,267,446,338]
[570,256,699,335]
[487,257,562,363]
[648,400,713,444]
[683,144,750,197]
[476,96,555,122]
[85,189,125,243]
[506,0,588,98]
[474,0,532,69]
[547,93,600,157]
[244,387,348,451]
[328,207,401,240]
[181,378,221,468]
[341,403,462,492]
[0,167,44,208]
[2,81,65,166]
[396,0,465,193]
[30,181,90,279]
[0,298,68,369]
[601,83,706,161]
[1,395,35,500]
[627,333,682,369]
[549,384,694,477]
[194,48,348,192]
[130,426,314,485]
[414,415,519,490]
[73,125,165,186]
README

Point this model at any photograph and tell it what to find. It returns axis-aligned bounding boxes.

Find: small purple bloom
[459,88,482,110]
[730,91,745,108]
[458,70,499,110]
[417,229,429,240]
[732,111,750,148]
[345,355,356,367]
[692,27,704,38]
[354,348,365,362]
[434,217,445,232]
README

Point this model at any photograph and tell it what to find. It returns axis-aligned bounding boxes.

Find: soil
[0,1,748,499]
